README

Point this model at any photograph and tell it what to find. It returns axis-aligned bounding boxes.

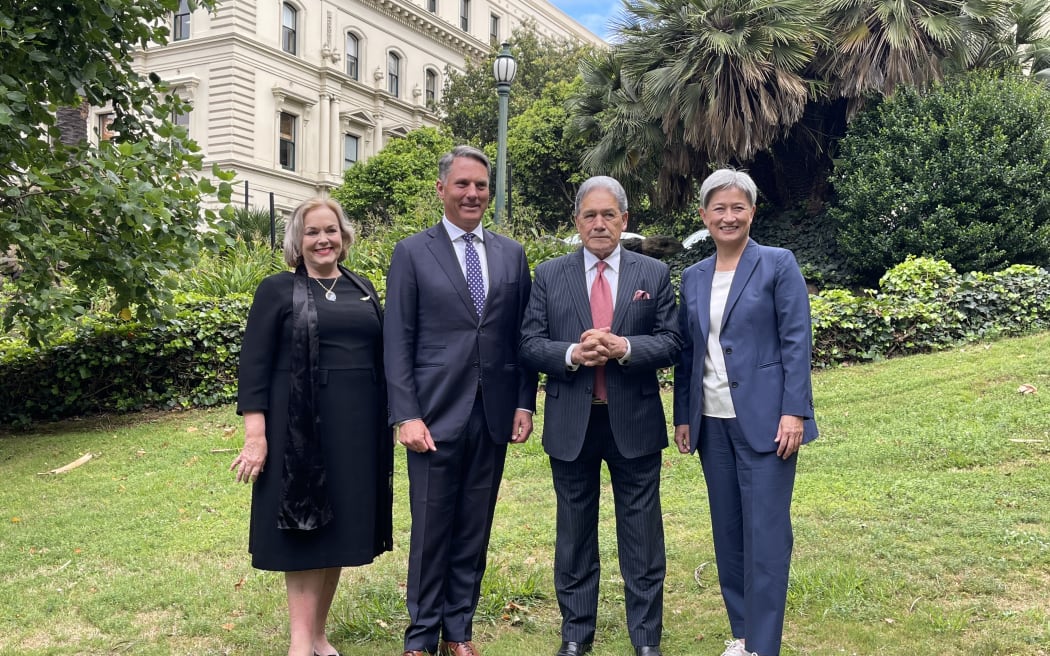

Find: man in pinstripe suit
[520,176,682,656]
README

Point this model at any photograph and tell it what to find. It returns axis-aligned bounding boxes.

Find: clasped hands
[571,327,628,367]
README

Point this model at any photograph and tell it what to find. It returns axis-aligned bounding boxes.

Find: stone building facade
[99,0,602,214]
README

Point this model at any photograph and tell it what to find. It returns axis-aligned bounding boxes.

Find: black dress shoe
[635,647,661,656]
[556,641,593,656]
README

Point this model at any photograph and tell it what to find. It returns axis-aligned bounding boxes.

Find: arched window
[425,69,438,108]
[281,3,297,54]
[345,33,359,80]
[387,52,401,97]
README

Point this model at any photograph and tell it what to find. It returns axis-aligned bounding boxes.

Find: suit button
[725,347,732,355]
[731,382,739,389]
[471,361,480,368]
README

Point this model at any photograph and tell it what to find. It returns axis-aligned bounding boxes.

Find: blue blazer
[673,239,817,453]
[520,248,682,461]
[383,223,537,443]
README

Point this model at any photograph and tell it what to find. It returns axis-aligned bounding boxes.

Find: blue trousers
[699,415,797,656]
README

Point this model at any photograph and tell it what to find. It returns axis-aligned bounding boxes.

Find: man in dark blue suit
[520,176,682,656]
[384,145,537,656]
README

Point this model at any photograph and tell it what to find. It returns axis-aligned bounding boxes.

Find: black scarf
[277,263,334,530]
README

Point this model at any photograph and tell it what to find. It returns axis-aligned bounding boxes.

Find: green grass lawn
[2,333,1049,656]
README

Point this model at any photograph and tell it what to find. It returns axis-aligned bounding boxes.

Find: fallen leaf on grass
[11,517,20,523]
[1017,384,1037,395]
[221,623,234,631]
[186,426,198,433]
[233,576,245,591]
[37,453,94,475]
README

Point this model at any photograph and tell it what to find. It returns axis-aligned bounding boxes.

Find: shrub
[175,240,284,297]
[830,70,1050,284]
[811,257,1050,366]
[0,295,249,428]
[332,127,451,228]
[4,252,1048,427]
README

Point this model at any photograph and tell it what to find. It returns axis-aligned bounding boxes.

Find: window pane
[98,113,116,141]
[174,0,191,41]
[279,112,296,170]
[425,70,436,107]
[460,0,469,31]
[173,107,190,130]
[346,34,358,79]
[344,134,359,170]
[427,0,436,11]
[388,53,400,96]
[490,14,499,44]
[282,4,297,54]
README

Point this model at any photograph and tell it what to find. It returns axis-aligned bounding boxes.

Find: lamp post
[492,42,517,225]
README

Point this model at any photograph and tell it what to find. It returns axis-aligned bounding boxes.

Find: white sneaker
[720,639,747,656]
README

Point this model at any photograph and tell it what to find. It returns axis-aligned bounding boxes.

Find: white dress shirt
[442,217,489,297]
[565,246,632,369]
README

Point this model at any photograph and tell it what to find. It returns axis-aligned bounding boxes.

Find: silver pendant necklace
[314,276,338,301]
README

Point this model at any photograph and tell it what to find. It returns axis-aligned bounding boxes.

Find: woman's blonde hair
[282,198,356,268]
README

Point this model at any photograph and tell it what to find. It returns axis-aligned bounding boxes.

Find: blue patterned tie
[462,232,485,318]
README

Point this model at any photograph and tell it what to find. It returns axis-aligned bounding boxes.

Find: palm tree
[817,0,973,103]
[572,0,827,208]
[572,0,1040,211]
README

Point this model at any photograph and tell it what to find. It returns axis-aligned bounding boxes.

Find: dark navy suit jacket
[673,239,817,452]
[383,222,537,442]
[520,248,681,460]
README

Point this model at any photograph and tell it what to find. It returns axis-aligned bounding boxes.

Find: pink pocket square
[632,289,651,301]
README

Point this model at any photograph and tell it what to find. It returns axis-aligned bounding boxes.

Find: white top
[442,217,489,296]
[703,270,736,418]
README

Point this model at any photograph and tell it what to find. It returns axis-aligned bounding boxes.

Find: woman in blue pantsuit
[673,169,818,656]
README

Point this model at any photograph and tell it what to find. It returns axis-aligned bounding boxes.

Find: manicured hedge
[2,258,1048,428]
[811,257,1050,366]
[0,295,249,428]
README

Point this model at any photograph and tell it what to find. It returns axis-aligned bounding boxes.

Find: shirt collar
[442,216,484,242]
[583,245,621,273]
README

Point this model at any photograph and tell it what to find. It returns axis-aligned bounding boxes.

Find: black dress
[237,270,393,571]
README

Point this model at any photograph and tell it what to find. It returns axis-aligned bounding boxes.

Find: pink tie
[590,261,613,401]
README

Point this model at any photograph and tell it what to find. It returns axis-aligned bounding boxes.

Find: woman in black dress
[231,197,393,656]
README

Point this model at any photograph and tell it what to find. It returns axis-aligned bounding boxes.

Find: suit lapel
[566,249,593,331]
[694,257,714,342]
[722,239,759,329]
[481,228,505,289]
[611,250,639,334]
[425,223,477,319]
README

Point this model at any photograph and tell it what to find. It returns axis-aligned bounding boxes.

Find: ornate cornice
[360,0,489,59]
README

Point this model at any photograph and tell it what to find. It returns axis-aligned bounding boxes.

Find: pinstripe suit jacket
[520,248,682,461]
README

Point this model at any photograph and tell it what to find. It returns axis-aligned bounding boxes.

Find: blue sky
[550,0,621,41]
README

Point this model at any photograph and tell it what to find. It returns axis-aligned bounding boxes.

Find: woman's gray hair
[282,197,356,268]
[574,176,628,216]
[438,145,491,182]
[699,169,758,208]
